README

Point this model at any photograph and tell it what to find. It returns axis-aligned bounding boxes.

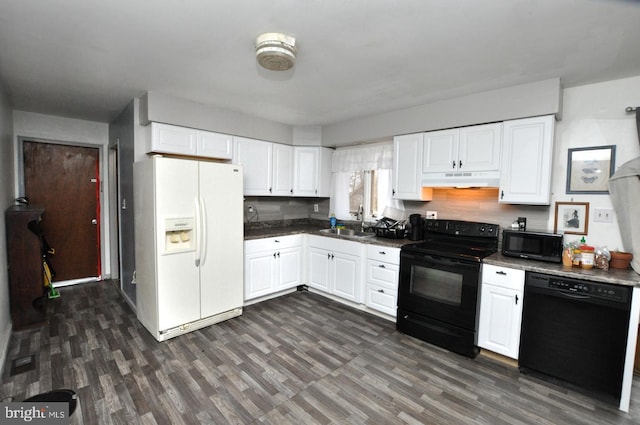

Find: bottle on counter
[330,213,337,229]
[581,245,595,269]
[562,246,573,267]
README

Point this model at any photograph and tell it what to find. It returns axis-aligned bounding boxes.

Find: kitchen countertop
[484,253,640,287]
[245,224,640,287]
[244,224,418,249]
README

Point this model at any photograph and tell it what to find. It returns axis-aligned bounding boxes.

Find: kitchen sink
[318,228,376,239]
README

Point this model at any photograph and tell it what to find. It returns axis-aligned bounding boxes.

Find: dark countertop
[244,224,418,249]
[484,253,640,287]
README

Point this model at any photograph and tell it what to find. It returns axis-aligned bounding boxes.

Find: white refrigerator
[134,156,244,341]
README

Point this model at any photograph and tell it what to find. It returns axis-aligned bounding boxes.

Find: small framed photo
[566,145,616,194]
[554,201,589,235]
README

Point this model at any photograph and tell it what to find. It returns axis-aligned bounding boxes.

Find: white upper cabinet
[147,122,232,159]
[423,129,459,172]
[233,136,274,195]
[272,144,294,196]
[234,137,295,196]
[196,130,233,159]
[458,123,502,172]
[499,115,555,205]
[422,123,502,173]
[392,133,433,200]
[234,140,333,197]
[293,147,333,197]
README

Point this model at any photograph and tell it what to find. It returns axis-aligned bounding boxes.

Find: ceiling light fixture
[255,32,297,71]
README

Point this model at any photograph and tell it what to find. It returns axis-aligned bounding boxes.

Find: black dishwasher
[519,271,632,399]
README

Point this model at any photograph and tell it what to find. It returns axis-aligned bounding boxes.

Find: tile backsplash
[244,188,551,233]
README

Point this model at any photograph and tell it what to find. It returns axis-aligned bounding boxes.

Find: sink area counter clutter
[318,228,377,239]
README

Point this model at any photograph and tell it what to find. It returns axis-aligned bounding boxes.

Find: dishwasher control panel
[528,272,630,303]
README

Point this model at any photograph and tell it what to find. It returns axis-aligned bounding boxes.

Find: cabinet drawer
[366,284,397,316]
[245,234,302,254]
[482,264,524,291]
[367,260,398,289]
[366,245,400,264]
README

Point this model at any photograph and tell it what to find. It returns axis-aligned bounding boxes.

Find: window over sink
[330,143,402,222]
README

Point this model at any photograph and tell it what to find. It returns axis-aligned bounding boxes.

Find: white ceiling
[1,0,640,127]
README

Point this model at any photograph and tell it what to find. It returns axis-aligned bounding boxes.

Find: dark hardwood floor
[1,280,638,424]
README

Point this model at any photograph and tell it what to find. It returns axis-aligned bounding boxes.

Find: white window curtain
[329,143,403,220]
[331,143,394,172]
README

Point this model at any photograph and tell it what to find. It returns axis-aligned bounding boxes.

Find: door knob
[91,219,97,225]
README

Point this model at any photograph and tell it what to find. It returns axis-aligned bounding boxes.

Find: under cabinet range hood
[422,170,500,188]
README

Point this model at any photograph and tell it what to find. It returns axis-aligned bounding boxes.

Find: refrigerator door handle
[200,196,208,266]
[194,197,201,267]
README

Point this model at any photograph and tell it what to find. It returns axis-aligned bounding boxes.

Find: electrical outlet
[426,210,437,219]
[593,208,614,223]
[313,203,319,212]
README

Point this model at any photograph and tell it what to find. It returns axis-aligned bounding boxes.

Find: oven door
[398,250,481,331]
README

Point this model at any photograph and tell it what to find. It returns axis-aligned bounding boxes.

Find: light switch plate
[593,208,614,223]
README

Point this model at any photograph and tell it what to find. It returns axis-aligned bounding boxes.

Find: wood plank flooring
[1,280,639,424]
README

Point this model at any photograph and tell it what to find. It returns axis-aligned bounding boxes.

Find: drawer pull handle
[378,289,385,293]
[515,294,519,305]
[378,264,386,268]
[496,271,507,275]
[379,251,386,255]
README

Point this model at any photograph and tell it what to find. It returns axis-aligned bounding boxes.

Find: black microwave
[501,229,563,263]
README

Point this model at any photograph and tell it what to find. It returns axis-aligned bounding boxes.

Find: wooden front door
[23,141,101,282]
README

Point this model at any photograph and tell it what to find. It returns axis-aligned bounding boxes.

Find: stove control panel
[424,219,498,238]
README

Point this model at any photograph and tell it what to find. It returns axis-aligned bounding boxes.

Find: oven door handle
[422,254,478,268]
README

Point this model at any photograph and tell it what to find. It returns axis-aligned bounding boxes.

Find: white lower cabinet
[478,264,525,359]
[307,235,363,304]
[244,235,302,301]
[365,245,400,316]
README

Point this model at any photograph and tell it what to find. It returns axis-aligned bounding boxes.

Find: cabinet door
[150,123,197,156]
[458,123,502,172]
[393,133,426,200]
[276,246,302,291]
[332,252,361,303]
[244,251,275,300]
[272,144,294,196]
[197,131,233,159]
[423,129,459,172]
[499,116,554,205]
[317,147,333,197]
[234,137,273,195]
[308,247,331,292]
[293,147,320,196]
[478,283,523,359]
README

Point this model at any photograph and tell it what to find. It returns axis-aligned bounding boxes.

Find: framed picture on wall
[554,201,590,235]
[566,145,616,194]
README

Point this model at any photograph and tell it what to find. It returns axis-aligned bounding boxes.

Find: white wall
[12,111,112,277]
[0,83,14,372]
[323,78,563,146]
[141,91,293,144]
[550,76,640,250]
